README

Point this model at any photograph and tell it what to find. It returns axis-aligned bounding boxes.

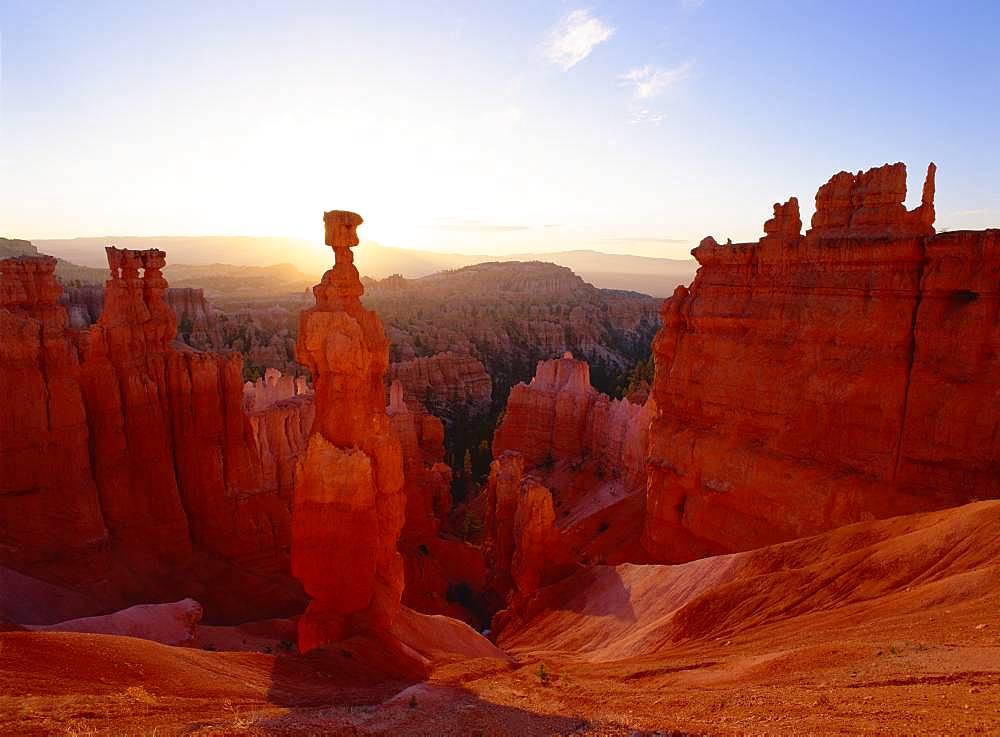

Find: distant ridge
[1,237,106,284]
[30,236,698,297]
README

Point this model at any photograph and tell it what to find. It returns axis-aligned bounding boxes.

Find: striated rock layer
[494,353,653,490]
[0,249,305,622]
[290,211,406,651]
[644,162,1000,559]
[388,351,492,418]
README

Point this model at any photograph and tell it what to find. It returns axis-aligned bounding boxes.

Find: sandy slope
[2,503,999,735]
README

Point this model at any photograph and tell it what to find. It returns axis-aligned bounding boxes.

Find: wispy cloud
[629,109,666,126]
[620,62,692,99]
[543,9,615,70]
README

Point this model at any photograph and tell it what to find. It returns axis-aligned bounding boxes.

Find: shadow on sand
[261,634,591,736]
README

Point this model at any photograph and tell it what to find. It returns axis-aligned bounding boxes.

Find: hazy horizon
[3,2,998,260]
[26,233,698,296]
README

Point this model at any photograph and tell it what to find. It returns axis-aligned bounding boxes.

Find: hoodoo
[291,211,407,651]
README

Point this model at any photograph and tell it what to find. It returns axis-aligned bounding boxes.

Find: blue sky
[1,0,998,259]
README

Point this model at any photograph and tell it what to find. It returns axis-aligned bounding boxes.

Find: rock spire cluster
[0,248,305,623]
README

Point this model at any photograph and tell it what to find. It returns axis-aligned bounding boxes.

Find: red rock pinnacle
[291,211,406,651]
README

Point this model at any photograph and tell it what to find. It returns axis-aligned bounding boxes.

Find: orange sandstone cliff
[0,250,304,623]
[644,162,1000,559]
[290,211,406,651]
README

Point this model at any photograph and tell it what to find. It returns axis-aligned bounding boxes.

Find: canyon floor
[4,502,998,737]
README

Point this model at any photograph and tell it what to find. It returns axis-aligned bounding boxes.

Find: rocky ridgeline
[644,162,1000,559]
[363,260,660,401]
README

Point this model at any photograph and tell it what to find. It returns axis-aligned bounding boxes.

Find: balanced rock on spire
[291,210,407,651]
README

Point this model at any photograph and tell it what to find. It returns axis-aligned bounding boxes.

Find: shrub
[536,663,549,684]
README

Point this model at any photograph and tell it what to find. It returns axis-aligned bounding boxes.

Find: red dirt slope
[500,500,1000,659]
[2,502,998,735]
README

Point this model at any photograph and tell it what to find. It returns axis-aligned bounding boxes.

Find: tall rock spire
[291,210,406,651]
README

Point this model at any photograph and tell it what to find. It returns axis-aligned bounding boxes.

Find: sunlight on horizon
[2,2,998,263]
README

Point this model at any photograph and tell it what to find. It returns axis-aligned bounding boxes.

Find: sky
[1,0,998,260]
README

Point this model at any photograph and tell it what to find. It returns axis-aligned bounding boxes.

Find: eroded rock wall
[0,250,305,622]
[484,354,654,628]
[388,351,492,418]
[644,162,1000,559]
[493,352,654,480]
[0,257,108,582]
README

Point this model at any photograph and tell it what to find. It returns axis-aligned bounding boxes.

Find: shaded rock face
[60,284,104,328]
[389,381,453,542]
[291,211,406,651]
[644,162,1000,559]
[482,453,564,616]
[60,283,226,353]
[245,369,314,514]
[243,366,312,413]
[388,381,487,625]
[0,250,305,623]
[165,287,224,350]
[484,354,655,629]
[388,352,492,419]
[0,256,107,586]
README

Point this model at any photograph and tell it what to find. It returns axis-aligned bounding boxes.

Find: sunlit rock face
[291,211,406,651]
[493,352,654,488]
[484,354,656,632]
[0,249,305,624]
[644,162,1000,560]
